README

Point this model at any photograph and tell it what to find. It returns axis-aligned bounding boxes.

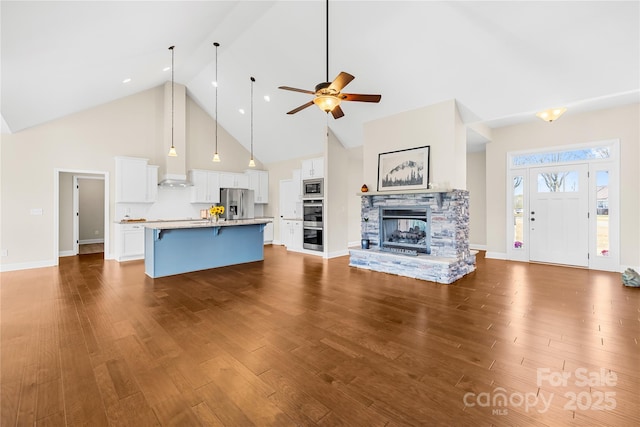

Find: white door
[529,164,589,267]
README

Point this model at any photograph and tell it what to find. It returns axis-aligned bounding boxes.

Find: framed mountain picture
[377,146,430,191]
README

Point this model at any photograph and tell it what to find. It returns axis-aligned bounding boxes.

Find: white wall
[363,99,467,191]
[466,151,487,248]
[486,103,639,268]
[79,178,105,242]
[347,146,364,245]
[1,85,259,269]
[59,173,74,253]
[326,128,349,256]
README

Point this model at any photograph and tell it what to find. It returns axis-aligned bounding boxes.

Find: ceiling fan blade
[328,72,355,92]
[286,101,315,115]
[331,105,345,119]
[278,86,315,95]
[342,93,382,103]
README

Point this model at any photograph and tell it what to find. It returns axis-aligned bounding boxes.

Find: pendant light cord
[169,46,175,150]
[214,42,219,155]
[250,77,255,159]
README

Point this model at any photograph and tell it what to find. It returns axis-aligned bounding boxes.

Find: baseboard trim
[325,249,350,259]
[0,259,56,272]
[79,238,104,244]
[485,251,507,260]
[469,244,487,251]
[620,264,640,273]
[59,250,76,257]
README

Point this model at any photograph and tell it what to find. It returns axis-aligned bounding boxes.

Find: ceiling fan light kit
[278,0,381,119]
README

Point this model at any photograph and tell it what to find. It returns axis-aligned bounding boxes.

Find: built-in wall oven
[303,199,324,251]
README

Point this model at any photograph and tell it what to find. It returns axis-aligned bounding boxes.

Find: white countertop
[143,218,272,230]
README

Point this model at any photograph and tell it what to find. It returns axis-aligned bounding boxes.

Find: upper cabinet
[245,169,269,204]
[301,157,324,179]
[220,172,250,189]
[189,169,220,204]
[115,156,157,203]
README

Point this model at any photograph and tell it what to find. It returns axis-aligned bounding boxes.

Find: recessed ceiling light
[122,78,131,84]
[239,108,245,115]
[263,95,270,102]
[212,81,218,87]
[163,66,171,72]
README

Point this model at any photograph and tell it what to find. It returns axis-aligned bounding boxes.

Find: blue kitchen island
[144,219,271,278]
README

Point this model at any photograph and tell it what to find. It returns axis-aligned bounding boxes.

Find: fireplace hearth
[350,190,476,284]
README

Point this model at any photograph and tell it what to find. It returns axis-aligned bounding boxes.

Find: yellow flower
[209,205,225,216]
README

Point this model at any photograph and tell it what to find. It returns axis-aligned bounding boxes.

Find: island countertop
[143,218,272,230]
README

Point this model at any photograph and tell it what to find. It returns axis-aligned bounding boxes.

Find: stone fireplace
[379,206,431,254]
[350,190,476,284]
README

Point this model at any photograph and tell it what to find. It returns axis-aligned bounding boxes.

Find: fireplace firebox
[379,206,431,254]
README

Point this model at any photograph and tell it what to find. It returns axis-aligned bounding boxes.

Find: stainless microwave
[302,178,323,199]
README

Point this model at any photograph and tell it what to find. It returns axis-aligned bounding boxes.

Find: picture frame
[377,145,430,191]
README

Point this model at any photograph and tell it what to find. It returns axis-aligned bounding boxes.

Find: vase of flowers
[361,217,370,249]
[209,205,225,223]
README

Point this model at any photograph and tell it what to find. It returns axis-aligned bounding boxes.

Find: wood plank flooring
[1,247,638,426]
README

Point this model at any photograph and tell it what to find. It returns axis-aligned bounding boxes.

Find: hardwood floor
[1,247,638,426]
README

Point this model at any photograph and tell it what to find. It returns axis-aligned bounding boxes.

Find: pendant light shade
[249,76,256,168]
[212,42,221,162]
[167,45,177,157]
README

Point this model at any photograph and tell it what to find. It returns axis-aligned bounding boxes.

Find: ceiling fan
[278,0,381,119]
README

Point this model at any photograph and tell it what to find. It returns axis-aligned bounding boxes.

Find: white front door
[529,164,589,267]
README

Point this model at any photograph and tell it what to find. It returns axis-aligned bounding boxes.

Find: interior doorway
[55,169,110,263]
[74,175,106,255]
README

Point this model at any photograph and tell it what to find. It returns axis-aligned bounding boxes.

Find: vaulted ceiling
[2,1,638,163]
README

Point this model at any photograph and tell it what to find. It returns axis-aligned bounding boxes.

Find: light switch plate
[30,208,43,215]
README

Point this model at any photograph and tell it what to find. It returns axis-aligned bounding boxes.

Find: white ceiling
[2,1,638,163]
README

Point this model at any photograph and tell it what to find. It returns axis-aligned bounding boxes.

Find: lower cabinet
[115,224,145,261]
[263,222,274,244]
[281,219,303,251]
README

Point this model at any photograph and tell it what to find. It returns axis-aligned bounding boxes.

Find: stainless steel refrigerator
[220,188,254,220]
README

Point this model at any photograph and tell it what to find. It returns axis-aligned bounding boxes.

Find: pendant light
[212,42,221,162]
[248,76,256,168]
[167,45,177,157]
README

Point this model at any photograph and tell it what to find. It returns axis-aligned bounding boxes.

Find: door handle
[530,218,535,221]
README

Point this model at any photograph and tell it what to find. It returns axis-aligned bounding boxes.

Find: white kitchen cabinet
[220,172,250,189]
[116,157,155,203]
[189,169,220,204]
[292,169,302,199]
[281,219,303,251]
[301,157,324,179]
[115,223,145,261]
[146,165,158,203]
[246,169,269,203]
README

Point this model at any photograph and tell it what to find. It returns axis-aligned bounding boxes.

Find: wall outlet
[94,230,100,235]
[30,208,43,215]
[1,249,8,257]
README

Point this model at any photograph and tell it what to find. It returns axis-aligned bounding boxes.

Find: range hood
[158,81,192,187]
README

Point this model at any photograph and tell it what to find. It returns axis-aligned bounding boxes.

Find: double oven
[302,179,324,251]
